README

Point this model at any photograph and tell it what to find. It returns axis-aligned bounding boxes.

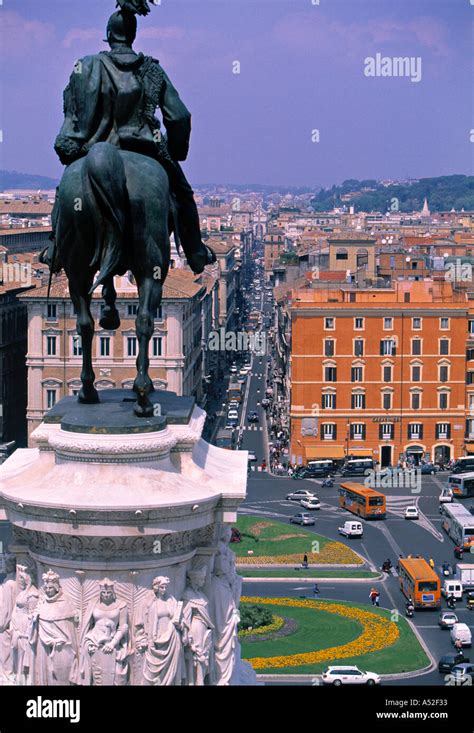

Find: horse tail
[82,142,129,294]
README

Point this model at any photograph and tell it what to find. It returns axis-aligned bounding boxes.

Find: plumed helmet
[105,10,137,45]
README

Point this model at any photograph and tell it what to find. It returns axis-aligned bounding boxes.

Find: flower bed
[238,615,285,639]
[237,542,362,566]
[240,597,399,670]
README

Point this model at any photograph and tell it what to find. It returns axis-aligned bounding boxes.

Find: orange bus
[398,558,441,609]
[338,483,386,520]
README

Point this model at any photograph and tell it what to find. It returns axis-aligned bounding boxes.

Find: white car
[229,365,237,374]
[247,451,257,462]
[286,489,316,502]
[228,400,239,409]
[404,506,419,520]
[439,488,453,504]
[300,497,321,510]
[321,666,381,686]
[227,409,239,421]
[239,367,251,376]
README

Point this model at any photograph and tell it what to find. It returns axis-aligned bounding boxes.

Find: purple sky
[0,0,472,186]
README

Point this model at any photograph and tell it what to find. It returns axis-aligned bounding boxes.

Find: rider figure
[43,8,215,276]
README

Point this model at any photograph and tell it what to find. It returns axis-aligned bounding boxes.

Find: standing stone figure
[29,570,79,685]
[182,567,214,686]
[211,526,242,685]
[10,564,39,686]
[78,578,130,686]
[134,576,185,685]
[0,556,17,682]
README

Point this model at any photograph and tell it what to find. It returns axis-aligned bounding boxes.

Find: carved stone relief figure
[77,578,130,686]
[0,556,17,683]
[30,570,79,685]
[182,566,214,686]
[211,526,242,685]
[134,576,185,686]
[10,563,39,686]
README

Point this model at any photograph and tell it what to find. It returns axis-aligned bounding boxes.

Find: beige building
[328,236,376,279]
[21,269,217,440]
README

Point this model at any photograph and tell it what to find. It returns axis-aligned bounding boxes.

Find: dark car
[438,652,470,673]
[294,464,334,479]
[247,411,259,423]
[450,663,474,683]
[421,463,438,475]
[339,459,374,477]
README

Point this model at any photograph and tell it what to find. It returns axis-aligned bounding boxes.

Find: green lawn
[240,600,429,675]
[232,515,330,557]
[239,569,379,579]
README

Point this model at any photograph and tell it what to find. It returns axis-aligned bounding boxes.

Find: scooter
[442,562,451,577]
[405,603,415,618]
[322,476,334,488]
[466,592,474,611]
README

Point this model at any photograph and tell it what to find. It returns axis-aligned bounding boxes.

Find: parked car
[293,460,335,479]
[450,663,474,683]
[290,512,315,526]
[421,463,438,475]
[286,489,316,502]
[300,497,321,510]
[451,622,472,647]
[321,666,380,686]
[339,459,374,477]
[247,411,259,423]
[438,652,469,673]
[438,611,459,629]
[404,506,419,520]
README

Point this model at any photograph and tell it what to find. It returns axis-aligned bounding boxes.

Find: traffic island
[239,597,430,676]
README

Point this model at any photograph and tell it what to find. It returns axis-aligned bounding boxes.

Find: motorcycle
[382,561,393,574]
[405,604,415,618]
[467,592,474,611]
[322,476,334,488]
[442,563,451,577]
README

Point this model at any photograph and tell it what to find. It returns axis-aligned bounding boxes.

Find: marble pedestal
[0,390,256,686]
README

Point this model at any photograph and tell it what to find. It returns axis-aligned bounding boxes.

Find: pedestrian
[429,557,435,570]
[454,638,463,653]
[313,583,320,597]
[303,553,308,568]
[369,588,377,606]
[374,592,380,607]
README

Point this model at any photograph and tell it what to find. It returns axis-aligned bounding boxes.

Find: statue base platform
[0,390,257,686]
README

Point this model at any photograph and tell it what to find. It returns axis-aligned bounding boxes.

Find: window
[411,339,421,356]
[351,366,363,382]
[439,365,448,383]
[47,336,56,356]
[155,306,163,321]
[354,339,364,357]
[325,366,337,382]
[469,394,474,410]
[127,337,137,357]
[322,393,336,409]
[440,317,450,330]
[380,339,396,356]
[382,393,392,410]
[384,317,393,330]
[324,340,334,357]
[47,303,57,320]
[412,317,421,329]
[379,424,394,440]
[408,423,423,439]
[411,393,421,410]
[383,366,392,382]
[439,392,448,410]
[127,304,138,317]
[350,424,366,440]
[152,337,162,357]
[335,248,348,260]
[100,337,110,357]
[389,255,395,268]
[354,317,364,330]
[46,389,56,409]
[72,336,82,357]
[404,293,410,303]
[468,372,474,385]
[436,423,451,439]
[324,317,335,330]
[322,424,336,440]
[351,393,366,409]
[469,321,474,335]
[439,339,449,355]
[411,365,421,382]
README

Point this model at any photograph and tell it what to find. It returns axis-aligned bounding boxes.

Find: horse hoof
[99,310,121,330]
[78,387,100,404]
[134,402,154,418]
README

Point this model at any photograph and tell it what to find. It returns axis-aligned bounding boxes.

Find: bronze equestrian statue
[41,3,215,417]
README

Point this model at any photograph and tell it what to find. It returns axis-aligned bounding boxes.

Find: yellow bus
[398,557,441,609]
[338,483,386,520]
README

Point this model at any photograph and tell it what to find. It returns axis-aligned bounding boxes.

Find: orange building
[289,281,468,467]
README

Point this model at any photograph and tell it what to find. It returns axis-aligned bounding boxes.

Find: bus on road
[440,502,474,551]
[447,473,474,499]
[227,382,243,403]
[398,557,441,609]
[338,483,386,520]
[214,428,235,450]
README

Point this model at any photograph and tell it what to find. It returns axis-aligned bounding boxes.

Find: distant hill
[0,170,59,191]
[311,175,474,213]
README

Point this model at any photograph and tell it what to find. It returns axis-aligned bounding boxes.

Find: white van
[338,521,363,538]
[439,487,453,504]
[442,580,463,600]
[451,623,472,648]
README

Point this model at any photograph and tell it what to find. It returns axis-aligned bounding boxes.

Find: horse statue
[43,6,215,417]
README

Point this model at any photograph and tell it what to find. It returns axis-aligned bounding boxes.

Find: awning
[465,445,474,454]
[305,446,346,459]
[348,448,374,456]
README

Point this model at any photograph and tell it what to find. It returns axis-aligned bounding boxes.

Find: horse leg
[133,275,162,417]
[70,287,99,404]
[100,276,121,330]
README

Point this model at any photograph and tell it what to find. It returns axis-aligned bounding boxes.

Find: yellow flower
[238,615,285,638]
